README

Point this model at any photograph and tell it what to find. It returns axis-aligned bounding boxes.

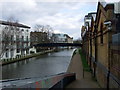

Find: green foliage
[78,48,90,72]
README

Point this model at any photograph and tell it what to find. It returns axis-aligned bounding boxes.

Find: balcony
[17,45,30,49]
[16,38,22,42]
[21,38,30,43]
[1,38,30,43]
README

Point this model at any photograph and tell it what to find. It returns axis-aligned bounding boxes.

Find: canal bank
[1,49,55,66]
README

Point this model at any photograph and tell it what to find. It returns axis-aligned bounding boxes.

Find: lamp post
[94,24,97,78]
[86,21,92,69]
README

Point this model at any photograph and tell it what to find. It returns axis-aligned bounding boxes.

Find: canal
[2,49,75,80]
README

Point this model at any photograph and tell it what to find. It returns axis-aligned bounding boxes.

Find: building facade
[30,31,50,52]
[81,2,120,88]
[52,33,73,43]
[0,20,30,59]
[65,34,73,43]
[52,34,67,43]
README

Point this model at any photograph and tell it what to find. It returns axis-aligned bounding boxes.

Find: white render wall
[0,24,30,59]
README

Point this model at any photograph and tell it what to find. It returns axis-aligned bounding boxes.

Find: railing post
[107,70,110,90]
[83,68,84,78]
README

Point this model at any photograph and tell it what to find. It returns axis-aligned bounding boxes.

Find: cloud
[1,0,98,2]
[54,29,65,34]
[1,1,101,39]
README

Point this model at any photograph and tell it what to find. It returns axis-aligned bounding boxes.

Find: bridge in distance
[33,43,82,47]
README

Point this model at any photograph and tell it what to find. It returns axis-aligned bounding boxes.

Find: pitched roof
[0,20,30,28]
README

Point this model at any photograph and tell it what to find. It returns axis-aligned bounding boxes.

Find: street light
[104,20,112,30]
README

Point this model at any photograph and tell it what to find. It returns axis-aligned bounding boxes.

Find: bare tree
[44,25,54,43]
[34,24,45,32]
[0,17,20,59]
[33,24,54,43]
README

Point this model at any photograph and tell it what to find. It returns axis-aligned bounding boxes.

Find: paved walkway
[66,53,100,88]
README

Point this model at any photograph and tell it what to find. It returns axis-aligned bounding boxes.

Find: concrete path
[66,53,100,88]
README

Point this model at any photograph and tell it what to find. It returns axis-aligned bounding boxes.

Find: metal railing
[1,38,30,42]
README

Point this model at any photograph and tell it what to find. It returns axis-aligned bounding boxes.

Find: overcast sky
[0,0,119,40]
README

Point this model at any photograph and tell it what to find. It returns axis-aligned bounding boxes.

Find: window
[26,36,28,41]
[100,23,103,44]
[17,49,20,53]
[93,32,95,45]
[16,35,19,41]
[11,35,13,41]
[6,51,9,58]
[11,50,14,58]
[16,28,19,31]
[22,36,24,40]
[10,27,14,30]
[5,27,8,29]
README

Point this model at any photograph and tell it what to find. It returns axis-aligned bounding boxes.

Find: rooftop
[0,20,30,29]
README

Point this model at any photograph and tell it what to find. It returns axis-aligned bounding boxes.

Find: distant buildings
[52,33,73,43]
[30,33,73,52]
[52,34,67,43]
[30,31,48,45]
[30,31,49,52]
[0,19,73,59]
[0,20,30,59]
[81,2,120,88]
[52,33,73,49]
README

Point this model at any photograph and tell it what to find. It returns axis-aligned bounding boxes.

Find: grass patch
[78,48,91,72]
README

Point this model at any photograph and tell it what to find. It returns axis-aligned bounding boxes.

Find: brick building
[30,31,48,52]
[81,2,120,88]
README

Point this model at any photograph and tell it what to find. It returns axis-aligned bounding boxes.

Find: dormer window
[21,29,24,31]
[5,27,8,29]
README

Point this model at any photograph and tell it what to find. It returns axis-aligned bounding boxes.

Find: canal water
[2,49,75,80]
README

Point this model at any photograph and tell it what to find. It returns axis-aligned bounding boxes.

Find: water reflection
[2,49,74,80]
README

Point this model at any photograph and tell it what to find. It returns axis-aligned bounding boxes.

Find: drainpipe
[88,22,92,69]
[104,20,112,89]
[94,24,97,78]
[107,24,112,90]
[90,26,92,69]
[87,22,90,66]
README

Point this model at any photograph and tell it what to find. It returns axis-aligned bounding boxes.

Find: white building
[52,34,67,43]
[0,20,31,59]
[53,33,73,43]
